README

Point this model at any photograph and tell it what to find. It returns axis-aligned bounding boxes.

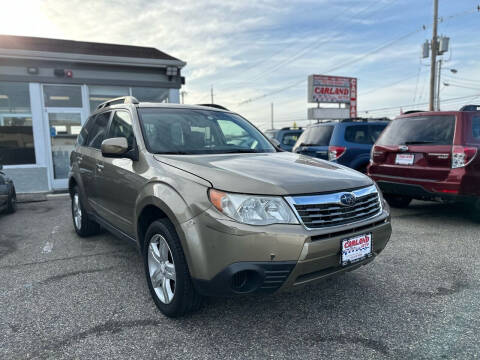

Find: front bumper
[182,206,391,297]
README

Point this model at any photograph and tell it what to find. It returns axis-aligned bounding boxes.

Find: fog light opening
[231,270,261,293]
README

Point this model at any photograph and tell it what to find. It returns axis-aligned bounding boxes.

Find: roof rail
[96,96,139,110]
[460,105,480,111]
[197,104,229,110]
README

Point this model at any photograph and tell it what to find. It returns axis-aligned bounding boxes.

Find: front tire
[384,194,412,208]
[143,219,203,317]
[71,186,101,237]
[5,186,17,214]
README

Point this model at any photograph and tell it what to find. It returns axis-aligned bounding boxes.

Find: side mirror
[101,137,128,157]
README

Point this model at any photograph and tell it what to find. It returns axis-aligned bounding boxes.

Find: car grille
[287,185,382,229]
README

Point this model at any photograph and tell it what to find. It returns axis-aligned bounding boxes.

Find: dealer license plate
[395,153,415,165]
[341,233,372,266]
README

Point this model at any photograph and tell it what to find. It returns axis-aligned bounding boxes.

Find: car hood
[154,152,372,196]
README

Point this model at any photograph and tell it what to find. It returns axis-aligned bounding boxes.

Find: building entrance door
[41,84,87,190]
[45,110,83,189]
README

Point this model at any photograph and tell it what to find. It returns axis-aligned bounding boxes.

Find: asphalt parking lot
[1,196,479,359]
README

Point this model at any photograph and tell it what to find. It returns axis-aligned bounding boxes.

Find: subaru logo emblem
[340,193,356,206]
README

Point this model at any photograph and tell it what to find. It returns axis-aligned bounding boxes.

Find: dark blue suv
[264,127,303,152]
[292,119,389,173]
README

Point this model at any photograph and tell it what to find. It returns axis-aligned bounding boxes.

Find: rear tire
[472,199,480,222]
[5,186,16,214]
[71,186,101,237]
[385,194,412,208]
[143,219,203,317]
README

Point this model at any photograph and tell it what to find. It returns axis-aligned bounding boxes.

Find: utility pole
[210,86,214,104]
[436,59,442,111]
[270,103,274,129]
[429,0,439,111]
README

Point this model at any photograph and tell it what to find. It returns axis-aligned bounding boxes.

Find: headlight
[209,189,299,226]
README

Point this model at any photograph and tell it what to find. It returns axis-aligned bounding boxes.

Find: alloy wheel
[147,234,176,304]
[73,193,82,230]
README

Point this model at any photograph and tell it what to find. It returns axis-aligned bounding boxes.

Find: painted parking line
[42,225,60,254]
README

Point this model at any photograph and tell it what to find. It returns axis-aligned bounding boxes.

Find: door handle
[96,163,104,171]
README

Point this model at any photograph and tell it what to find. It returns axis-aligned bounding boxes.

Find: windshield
[138,108,276,154]
[376,115,455,146]
[296,125,333,146]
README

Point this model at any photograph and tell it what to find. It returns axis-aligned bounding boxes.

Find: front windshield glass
[138,108,276,154]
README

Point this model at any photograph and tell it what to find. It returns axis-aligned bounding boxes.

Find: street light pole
[429,0,439,111]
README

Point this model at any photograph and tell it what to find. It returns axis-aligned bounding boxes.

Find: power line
[198,4,480,106]
[443,75,480,84]
[443,83,480,91]
[360,73,419,97]
[359,93,480,113]
[238,25,424,106]
[222,1,383,86]
[239,0,398,85]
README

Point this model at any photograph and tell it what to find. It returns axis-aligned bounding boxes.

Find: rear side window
[297,126,333,146]
[377,116,455,146]
[86,111,111,149]
[465,115,480,144]
[345,125,369,144]
[281,132,301,146]
[472,116,480,140]
[345,124,387,144]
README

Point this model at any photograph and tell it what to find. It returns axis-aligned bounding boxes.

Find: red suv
[368,106,480,215]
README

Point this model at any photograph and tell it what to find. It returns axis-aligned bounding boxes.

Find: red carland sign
[308,75,357,118]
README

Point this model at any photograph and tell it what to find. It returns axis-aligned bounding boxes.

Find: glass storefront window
[0,82,35,165]
[88,85,129,112]
[131,87,169,103]
[43,85,83,107]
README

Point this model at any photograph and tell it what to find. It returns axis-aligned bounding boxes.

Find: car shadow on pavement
[393,200,478,223]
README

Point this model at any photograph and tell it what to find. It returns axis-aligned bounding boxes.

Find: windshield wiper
[403,141,436,145]
[220,149,261,153]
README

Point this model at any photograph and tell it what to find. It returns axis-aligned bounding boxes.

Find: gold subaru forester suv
[69,96,392,317]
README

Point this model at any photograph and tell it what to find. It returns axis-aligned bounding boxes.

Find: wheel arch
[134,183,193,262]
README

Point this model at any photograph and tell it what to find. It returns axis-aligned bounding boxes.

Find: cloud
[1,0,478,129]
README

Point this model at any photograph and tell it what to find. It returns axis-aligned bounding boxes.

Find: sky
[0,0,479,129]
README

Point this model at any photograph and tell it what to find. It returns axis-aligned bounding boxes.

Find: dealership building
[0,35,185,193]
